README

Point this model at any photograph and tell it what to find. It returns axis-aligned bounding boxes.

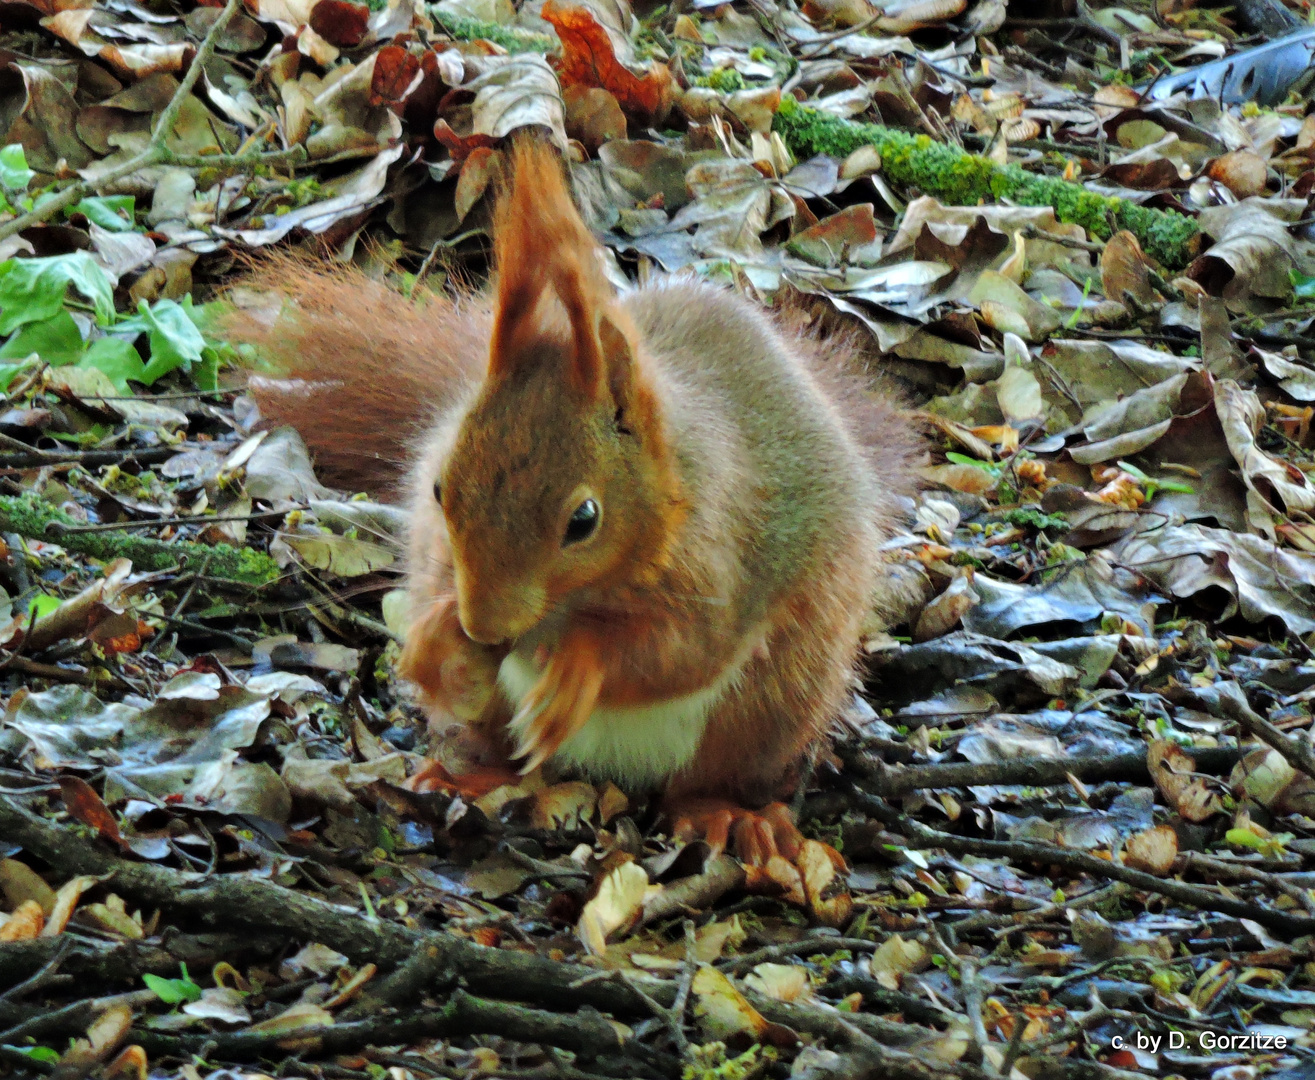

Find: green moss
[694,67,745,92]
[0,492,280,587]
[430,11,554,53]
[772,97,1201,269]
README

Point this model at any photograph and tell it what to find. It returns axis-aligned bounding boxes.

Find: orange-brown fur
[228,137,921,842]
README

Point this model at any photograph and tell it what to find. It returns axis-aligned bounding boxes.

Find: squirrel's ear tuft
[487,135,619,390]
[597,310,638,409]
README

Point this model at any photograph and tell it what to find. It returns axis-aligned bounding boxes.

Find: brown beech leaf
[0,899,45,941]
[44,875,97,936]
[578,860,647,956]
[563,84,626,152]
[432,120,501,165]
[1123,824,1178,875]
[1148,740,1226,822]
[58,775,128,851]
[453,145,502,223]
[309,0,370,48]
[541,0,673,125]
[1207,150,1269,199]
[370,44,423,108]
[692,964,798,1046]
[1100,230,1157,309]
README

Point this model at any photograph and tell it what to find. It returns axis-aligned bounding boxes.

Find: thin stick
[0,0,306,245]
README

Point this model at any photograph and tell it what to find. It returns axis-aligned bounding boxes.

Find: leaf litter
[6,0,1315,1078]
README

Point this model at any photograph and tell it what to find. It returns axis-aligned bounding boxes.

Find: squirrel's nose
[456,580,545,646]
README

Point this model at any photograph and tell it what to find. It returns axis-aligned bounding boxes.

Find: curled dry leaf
[1148,739,1226,822]
[542,0,673,125]
[692,964,798,1046]
[310,0,371,48]
[369,44,424,108]
[61,1003,133,1068]
[453,146,503,224]
[1206,150,1269,199]
[744,963,813,1002]
[797,839,852,927]
[1187,198,1297,303]
[58,775,127,850]
[563,85,627,151]
[1100,230,1158,309]
[578,859,647,956]
[0,899,45,941]
[914,572,980,642]
[870,933,927,990]
[0,859,56,914]
[1123,824,1178,875]
[1232,746,1315,816]
[467,54,568,149]
[872,0,967,32]
[247,1000,335,1037]
[44,874,98,937]
[1215,378,1315,524]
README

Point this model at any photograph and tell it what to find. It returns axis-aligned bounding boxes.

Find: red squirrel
[229,137,921,867]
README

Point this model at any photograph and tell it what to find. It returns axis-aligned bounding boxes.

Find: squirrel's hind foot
[666,798,850,924]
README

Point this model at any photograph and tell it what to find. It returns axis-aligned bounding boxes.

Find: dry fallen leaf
[0,899,45,941]
[44,874,97,937]
[542,0,674,125]
[578,860,648,956]
[744,962,813,1002]
[692,964,797,1045]
[1207,150,1269,199]
[1148,740,1227,822]
[870,933,928,990]
[1101,230,1158,309]
[1123,824,1178,875]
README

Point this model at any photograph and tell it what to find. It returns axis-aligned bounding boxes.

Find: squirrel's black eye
[432,480,442,505]
[564,499,599,545]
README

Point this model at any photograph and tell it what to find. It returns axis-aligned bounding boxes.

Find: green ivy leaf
[72,195,135,232]
[0,252,115,333]
[1292,269,1315,299]
[27,594,62,620]
[144,963,202,1005]
[5,1045,59,1064]
[0,361,36,392]
[0,310,84,367]
[0,144,34,193]
[117,298,206,384]
[79,336,145,394]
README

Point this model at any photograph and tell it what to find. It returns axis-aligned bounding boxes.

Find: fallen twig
[0,794,963,1077]
[133,988,659,1070]
[0,0,306,245]
[771,96,1201,267]
[848,788,1315,936]
[1185,681,1315,782]
[843,744,1241,798]
[0,492,281,587]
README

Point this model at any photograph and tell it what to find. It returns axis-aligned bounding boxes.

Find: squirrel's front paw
[511,642,604,774]
[399,600,504,723]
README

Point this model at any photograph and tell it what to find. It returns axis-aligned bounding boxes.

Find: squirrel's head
[436,138,685,646]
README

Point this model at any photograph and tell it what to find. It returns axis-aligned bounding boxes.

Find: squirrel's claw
[511,642,604,775]
[668,798,850,923]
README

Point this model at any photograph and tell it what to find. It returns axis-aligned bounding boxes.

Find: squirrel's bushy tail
[219,254,491,497]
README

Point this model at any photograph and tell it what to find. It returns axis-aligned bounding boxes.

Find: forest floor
[4,0,1315,1078]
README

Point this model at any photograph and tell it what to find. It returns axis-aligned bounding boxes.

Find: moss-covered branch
[772,96,1201,269]
[430,10,555,53]
[0,493,280,587]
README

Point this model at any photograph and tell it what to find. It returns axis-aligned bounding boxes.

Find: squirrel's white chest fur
[498,653,744,790]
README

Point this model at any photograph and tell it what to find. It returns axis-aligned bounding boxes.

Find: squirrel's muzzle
[455,568,546,645]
